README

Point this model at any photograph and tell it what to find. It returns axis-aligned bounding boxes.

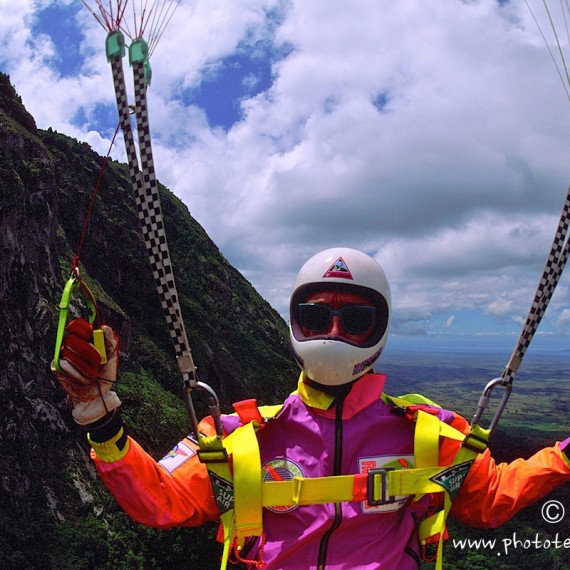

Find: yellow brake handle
[53,274,107,372]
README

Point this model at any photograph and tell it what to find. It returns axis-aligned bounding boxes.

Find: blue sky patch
[372,92,390,113]
[30,3,85,78]
[193,50,271,129]
[73,102,120,136]
[186,39,292,130]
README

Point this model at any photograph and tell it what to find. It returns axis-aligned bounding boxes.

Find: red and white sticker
[358,455,414,514]
[159,441,196,474]
[323,257,353,280]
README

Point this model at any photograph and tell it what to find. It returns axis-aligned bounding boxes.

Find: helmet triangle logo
[323,257,353,280]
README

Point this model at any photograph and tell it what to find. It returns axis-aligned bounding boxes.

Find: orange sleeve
[434,411,570,528]
[450,442,570,528]
[91,431,220,529]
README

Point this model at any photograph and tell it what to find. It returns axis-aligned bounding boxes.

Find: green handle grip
[53,276,106,371]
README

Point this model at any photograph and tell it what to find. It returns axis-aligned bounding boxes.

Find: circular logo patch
[262,458,304,513]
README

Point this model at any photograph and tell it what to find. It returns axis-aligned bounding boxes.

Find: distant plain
[380,345,570,444]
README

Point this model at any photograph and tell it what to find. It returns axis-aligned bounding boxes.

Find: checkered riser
[506,186,570,378]
[132,62,191,357]
[110,59,141,186]
[109,55,196,374]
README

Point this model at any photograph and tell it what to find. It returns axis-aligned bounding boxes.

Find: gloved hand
[51,318,121,426]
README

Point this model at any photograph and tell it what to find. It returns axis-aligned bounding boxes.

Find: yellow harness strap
[413,411,490,569]
[415,410,443,468]
[198,405,284,569]
[233,421,263,539]
[260,465,461,508]
[196,434,235,568]
[263,474,357,506]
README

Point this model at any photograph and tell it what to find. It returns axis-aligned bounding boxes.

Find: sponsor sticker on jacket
[262,458,305,513]
[158,441,196,474]
[209,472,234,514]
[430,460,473,501]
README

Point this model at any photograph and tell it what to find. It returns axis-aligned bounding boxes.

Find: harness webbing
[202,399,481,570]
[106,35,198,386]
[506,184,570,378]
[233,422,264,538]
[260,464,462,506]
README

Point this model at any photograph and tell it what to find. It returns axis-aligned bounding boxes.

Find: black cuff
[88,409,124,443]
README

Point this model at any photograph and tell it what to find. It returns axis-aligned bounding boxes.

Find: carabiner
[184,380,224,440]
[470,376,513,433]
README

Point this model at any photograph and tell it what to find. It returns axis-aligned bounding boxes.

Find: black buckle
[367,467,396,506]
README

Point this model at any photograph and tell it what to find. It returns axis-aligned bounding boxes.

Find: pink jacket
[91,373,570,569]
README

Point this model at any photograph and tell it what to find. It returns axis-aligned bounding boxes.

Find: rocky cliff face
[0,73,296,568]
[0,73,68,514]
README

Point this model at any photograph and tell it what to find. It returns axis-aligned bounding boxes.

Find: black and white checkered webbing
[504,185,570,382]
[108,53,197,384]
[132,61,197,382]
[109,56,144,203]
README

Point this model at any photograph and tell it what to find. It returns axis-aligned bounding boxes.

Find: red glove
[51,319,121,425]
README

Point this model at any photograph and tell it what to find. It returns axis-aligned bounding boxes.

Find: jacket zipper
[317,395,345,569]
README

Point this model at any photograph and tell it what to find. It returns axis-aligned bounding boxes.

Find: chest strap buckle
[367,467,396,506]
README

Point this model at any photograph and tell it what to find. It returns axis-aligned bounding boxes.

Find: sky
[3,0,570,354]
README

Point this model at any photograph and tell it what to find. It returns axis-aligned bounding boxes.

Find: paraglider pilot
[52,247,570,569]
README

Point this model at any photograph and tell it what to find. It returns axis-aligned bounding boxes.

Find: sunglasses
[298,303,377,335]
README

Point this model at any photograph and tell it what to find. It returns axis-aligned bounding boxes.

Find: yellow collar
[296,373,336,410]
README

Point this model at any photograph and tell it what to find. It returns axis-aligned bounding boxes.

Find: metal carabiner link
[470,376,513,433]
[184,379,224,440]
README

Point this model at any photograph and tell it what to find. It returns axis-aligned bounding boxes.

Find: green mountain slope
[0,72,296,568]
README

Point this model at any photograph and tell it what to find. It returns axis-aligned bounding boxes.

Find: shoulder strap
[383,393,490,569]
[202,395,489,570]
[390,392,441,407]
[198,400,283,569]
[414,414,489,568]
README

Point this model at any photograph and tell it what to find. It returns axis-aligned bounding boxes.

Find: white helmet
[290,247,391,386]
